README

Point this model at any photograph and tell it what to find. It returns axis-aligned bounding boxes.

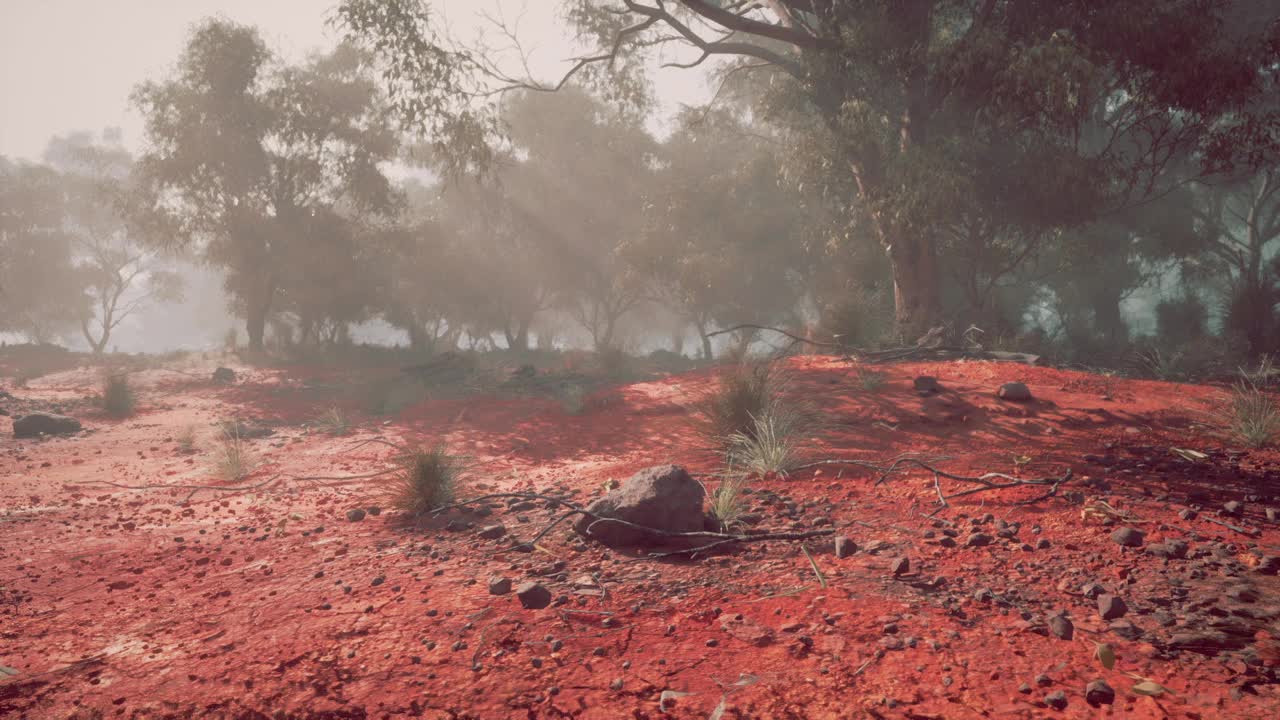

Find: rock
[1085,680,1115,706]
[1223,501,1244,517]
[345,508,366,522]
[913,376,941,395]
[1266,508,1278,523]
[1048,614,1074,640]
[488,577,512,595]
[516,582,552,610]
[212,367,236,384]
[1254,555,1280,575]
[997,382,1033,402]
[12,412,81,439]
[1179,508,1198,521]
[1167,629,1243,654]
[478,524,507,540]
[1097,594,1128,620]
[1110,527,1144,547]
[834,536,856,559]
[1147,540,1189,559]
[1044,690,1068,710]
[890,557,910,576]
[965,532,993,548]
[572,465,705,548]
[366,506,382,516]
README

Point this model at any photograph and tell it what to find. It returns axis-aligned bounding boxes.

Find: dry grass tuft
[1213,379,1280,448]
[382,446,463,519]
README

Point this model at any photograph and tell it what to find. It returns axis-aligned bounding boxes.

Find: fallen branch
[1199,515,1261,537]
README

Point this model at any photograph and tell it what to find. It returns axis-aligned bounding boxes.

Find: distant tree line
[2,5,1279,375]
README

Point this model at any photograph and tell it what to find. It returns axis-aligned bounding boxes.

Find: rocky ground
[1,352,1278,719]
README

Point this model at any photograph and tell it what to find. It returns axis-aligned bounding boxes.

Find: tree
[133,21,399,350]
[338,0,1280,340]
[43,132,183,354]
[0,157,88,343]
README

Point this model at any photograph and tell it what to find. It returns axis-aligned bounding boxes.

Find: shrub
[855,368,886,391]
[709,475,749,530]
[314,406,350,435]
[176,425,197,453]
[101,373,136,418]
[214,424,255,481]
[724,408,805,476]
[557,382,588,415]
[596,346,631,379]
[382,446,463,519]
[1214,380,1280,448]
[693,361,783,448]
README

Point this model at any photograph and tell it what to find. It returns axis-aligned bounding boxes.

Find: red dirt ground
[2,354,1279,719]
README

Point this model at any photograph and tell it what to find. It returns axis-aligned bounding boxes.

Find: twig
[1199,515,1261,537]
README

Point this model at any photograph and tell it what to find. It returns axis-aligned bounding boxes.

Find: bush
[708,475,749,530]
[693,361,783,448]
[383,446,463,519]
[101,373,135,417]
[855,368,886,391]
[314,406,350,435]
[725,408,805,476]
[214,424,255,481]
[1213,380,1280,448]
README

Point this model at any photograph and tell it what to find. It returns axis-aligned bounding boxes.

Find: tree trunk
[887,232,943,343]
[1092,288,1128,346]
[245,279,275,352]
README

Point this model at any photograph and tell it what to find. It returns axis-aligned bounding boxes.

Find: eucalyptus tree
[132,21,400,350]
[337,0,1280,342]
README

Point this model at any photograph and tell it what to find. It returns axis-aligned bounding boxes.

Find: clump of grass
[214,425,255,481]
[709,475,749,531]
[693,360,783,448]
[855,368,886,391]
[1214,379,1280,448]
[383,446,463,519]
[314,406,350,436]
[724,408,805,476]
[1239,353,1279,388]
[557,383,588,415]
[176,425,197,453]
[100,373,135,418]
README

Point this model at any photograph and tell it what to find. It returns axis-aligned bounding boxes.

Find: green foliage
[383,446,462,519]
[724,408,805,477]
[693,361,784,449]
[100,373,135,418]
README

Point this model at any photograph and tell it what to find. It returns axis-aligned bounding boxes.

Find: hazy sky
[0,0,715,162]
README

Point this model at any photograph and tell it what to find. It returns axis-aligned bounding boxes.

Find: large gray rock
[573,465,705,548]
[13,412,81,439]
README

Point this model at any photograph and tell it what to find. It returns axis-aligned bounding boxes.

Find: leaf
[1132,680,1171,696]
[0,665,19,678]
[659,690,694,713]
[1013,454,1033,465]
[1095,643,1116,670]
[1171,447,1207,461]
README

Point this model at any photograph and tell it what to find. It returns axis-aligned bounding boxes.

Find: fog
[2,1,1279,374]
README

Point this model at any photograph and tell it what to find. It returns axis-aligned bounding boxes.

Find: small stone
[1084,680,1114,706]
[1044,690,1067,710]
[973,588,994,603]
[1036,538,1051,550]
[1110,527,1144,547]
[366,506,382,516]
[516,582,552,609]
[997,382,1033,402]
[938,537,956,548]
[478,524,507,540]
[1018,683,1032,695]
[1081,582,1105,598]
[1097,594,1127,620]
[890,557,910,576]
[488,577,512,595]
[834,536,856,559]
[1048,614,1074,641]
[1179,508,1198,521]
[1266,508,1278,523]
[1035,673,1053,687]
[609,678,624,691]
[1223,501,1244,517]
[966,532,993,548]
[345,508,366,522]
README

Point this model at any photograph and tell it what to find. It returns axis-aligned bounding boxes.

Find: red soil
[2,355,1278,719]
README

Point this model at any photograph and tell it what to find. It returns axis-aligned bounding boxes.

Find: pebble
[345,508,366,522]
[1044,690,1067,710]
[1047,614,1074,640]
[834,536,856,559]
[516,582,552,609]
[488,577,512,595]
[890,557,910,576]
[478,524,507,539]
